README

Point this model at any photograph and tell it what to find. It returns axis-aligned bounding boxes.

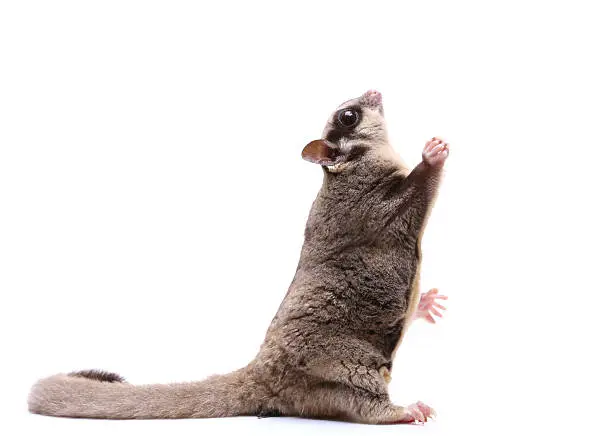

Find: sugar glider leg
[295,382,436,424]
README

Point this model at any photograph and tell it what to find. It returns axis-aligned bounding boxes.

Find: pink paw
[415,288,447,324]
[422,137,449,168]
[398,401,436,424]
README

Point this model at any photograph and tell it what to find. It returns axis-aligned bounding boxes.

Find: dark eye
[338,109,359,128]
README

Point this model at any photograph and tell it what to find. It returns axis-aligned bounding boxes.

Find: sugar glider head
[302,90,393,173]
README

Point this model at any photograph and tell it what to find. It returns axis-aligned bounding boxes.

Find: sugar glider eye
[337,109,359,128]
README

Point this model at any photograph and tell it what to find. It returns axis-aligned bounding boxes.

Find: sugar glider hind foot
[345,398,436,425]
[393,402,436,424]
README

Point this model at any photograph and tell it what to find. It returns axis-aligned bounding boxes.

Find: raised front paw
[422,137,449,168]
[415,288,447,323]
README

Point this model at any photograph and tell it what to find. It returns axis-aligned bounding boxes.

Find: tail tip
[68,369,125,383]
[28,370,126,416]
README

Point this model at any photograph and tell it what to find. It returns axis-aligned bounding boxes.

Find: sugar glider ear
[301,139,340,166]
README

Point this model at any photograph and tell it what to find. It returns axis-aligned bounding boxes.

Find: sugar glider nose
[362,89,383,107]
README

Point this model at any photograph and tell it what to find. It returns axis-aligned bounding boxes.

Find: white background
[1,1,611,435]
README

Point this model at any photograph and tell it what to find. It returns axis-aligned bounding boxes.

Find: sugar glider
[28,90,449,424]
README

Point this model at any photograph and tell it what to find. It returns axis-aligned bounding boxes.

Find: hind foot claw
[396,401,436,424]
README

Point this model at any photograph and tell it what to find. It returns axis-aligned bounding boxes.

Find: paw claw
[423,137,450,167]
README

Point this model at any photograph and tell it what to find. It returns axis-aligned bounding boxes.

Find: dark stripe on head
[324,105,364,144]
[325,128,343,143]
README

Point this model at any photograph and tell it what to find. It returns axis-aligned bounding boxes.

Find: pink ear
[302,140,339,165]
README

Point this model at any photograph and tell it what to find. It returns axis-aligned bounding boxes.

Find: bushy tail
[28,367,261,419]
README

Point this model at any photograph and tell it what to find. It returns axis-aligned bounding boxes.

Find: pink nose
[363,89,382,106]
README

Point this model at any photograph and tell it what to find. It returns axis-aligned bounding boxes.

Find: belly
[375,237,423,363]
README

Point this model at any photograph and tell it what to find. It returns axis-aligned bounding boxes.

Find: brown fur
[28,91,446,423]
[68,369,125,383]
